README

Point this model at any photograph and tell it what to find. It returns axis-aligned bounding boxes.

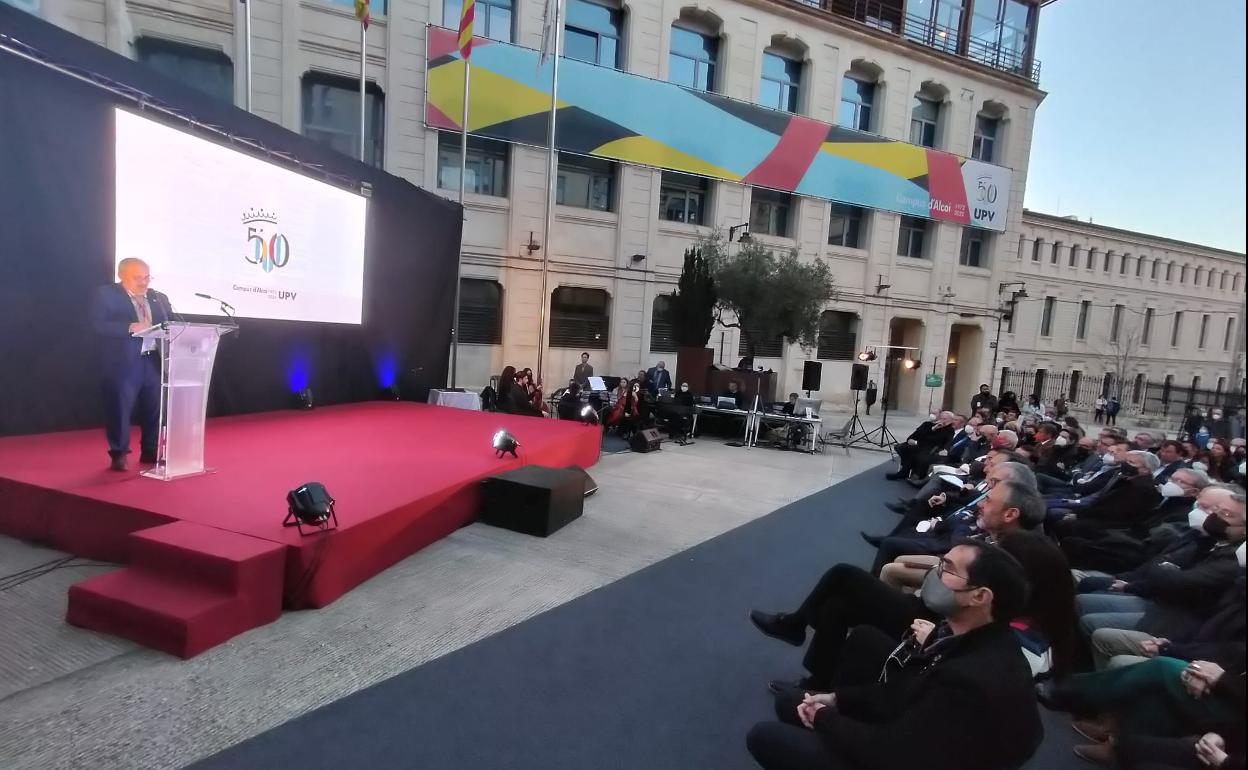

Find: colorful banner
[424,26,1012,231]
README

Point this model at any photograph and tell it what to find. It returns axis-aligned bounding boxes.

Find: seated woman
[606,379,642,436]
[495,366,517,413]
[556,383,584,421]
[522,367,550,416]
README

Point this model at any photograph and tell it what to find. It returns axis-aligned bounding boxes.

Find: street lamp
[728,222,752,243]
[990,282,1028,395]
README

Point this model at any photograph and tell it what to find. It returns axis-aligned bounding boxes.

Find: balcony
[785,0,1042,83]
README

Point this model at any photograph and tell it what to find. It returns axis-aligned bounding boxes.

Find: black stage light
[492,430,519,458]
[283,481,339,535]
[297,388,315,409]
[580,404,600,425]
[857,348,877,362]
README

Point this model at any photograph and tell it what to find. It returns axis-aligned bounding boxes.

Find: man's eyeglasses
[935,558,970,582]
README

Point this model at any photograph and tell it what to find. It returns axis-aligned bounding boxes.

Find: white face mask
[1238,542,1246,569]
[928,413,938,422]
[965,425,976,435]
[1055,436,1069,447]
[1188,506,1211,530]
[1102,452,1118,465]
[1159,480,1185,498]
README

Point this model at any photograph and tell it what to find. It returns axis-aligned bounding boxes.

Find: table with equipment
[691,404,755,443]
[748,411,823,453]
[427,389,481,411]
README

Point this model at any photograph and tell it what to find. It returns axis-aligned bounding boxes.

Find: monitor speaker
[629,428,663,453]
[480,466,584,537]
[801,361,822,392]
[850,363,869,391]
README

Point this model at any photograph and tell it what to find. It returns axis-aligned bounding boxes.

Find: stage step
[67,523,286,658]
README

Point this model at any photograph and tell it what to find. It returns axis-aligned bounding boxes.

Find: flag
[538,0,556,66]
[457,0,476,60]
[354,0,370,29]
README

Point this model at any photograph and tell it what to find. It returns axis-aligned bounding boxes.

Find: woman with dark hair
[997,531,1078,681]
[607,378,642,436]
[495,366,517,412]
[522,367,550,416]
[1207,439,1236,482]
[998,391,1020,414]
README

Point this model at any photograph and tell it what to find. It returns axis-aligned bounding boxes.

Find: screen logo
[242,208,291,273]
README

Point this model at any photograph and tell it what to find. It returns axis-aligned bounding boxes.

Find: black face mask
[1203,514,1230,537]
[1119,464,1139,478]
[967,460,986,478]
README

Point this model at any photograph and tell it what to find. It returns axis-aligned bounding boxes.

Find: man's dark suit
[645,366,672,393]
[572,362,594,387]
[88,284,171,459]
[891,421,955,479]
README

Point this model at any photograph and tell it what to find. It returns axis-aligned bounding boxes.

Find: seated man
[750,480,1046,691]
[1154,439,1189,484]
[886,411,958,481]
[746,541,1043,770]
[1036,430,1121,495]
[1053,450,1164,538]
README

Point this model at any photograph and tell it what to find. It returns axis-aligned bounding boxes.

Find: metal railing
[785,0,1042,83]
[999,368,1246,426]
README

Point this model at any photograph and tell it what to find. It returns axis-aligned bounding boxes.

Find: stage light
[903,358,918,370]
[381,384,401,400]
[857,348,877,362]
[283,481,338,536]
[296,388,315,409]
[580,405,600,425]
[492,430,519,458]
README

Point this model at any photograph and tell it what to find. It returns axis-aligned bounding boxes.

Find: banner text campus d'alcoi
[424,26,1013,231]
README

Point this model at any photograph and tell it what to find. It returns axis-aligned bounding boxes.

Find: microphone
[195,292,237,316]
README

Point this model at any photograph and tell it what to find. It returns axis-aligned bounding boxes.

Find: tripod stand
[851,357,901,452]
[839,389,869,444]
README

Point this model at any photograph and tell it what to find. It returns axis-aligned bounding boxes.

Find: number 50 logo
[246,228,291,273]
[975,177,999,204]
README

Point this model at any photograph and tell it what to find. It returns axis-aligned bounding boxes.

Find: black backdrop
[0,6,461,437]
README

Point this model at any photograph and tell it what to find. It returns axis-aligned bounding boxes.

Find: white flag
[538,0,557,67]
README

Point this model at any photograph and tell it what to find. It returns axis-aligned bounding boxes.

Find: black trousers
[1116,734,1205,770]
[793,564,932,689]
[101,354,161,457]
[747,626,897,770]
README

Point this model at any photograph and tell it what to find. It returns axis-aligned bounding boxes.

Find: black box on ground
[479,465,585,537]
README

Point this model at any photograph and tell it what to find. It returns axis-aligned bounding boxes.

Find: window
[1165,262,1174,281]
[444,0,511,41]
[1068,244,1080,267]
[897,216,928,258]
[761,52,801,113]
[659,171,710,225]
[649,295,677,353]
[457,279,503,344]
[828,203,867,248]
[1030,238,1042,262]
[1076,300,1090,340]
[969,0,1033,75]
[750,188,793,237]
[565,0,622,69]
[1086,248,1096,269]
[437,133,509,196]
[1050,241,1061,264]
[135,38,233,104]
[302,73,385,167]
[959,227,989,267]
[1235,274,1242,291]
[1198,314,1210,348]
[840,77,875,131]
[1196,267,1205,286]
[1170,311,1183,347]
[738,326,784,357]
[1040,296,1055,337]
[669,25,718,92]
[1206,269,1215,288]
[1135,257,1144,277]
[1216,377,1226,396]
[1102,250,1112,272]
[1132,373,1145,403]
[1180,265,1189,284]
[1110,304,1123,342]
[550,286,610,349]
[1068,370,1081,400]
[1220,272,1228,290]
[1151,260,1160,280]
[909,96,939,147]
[817,311,858,360]
[1191,376,1201,392]
[1142,308,1154,345]
[557,154,614,210]
[971,114,999,162]
[1162,374,1174,405]
[1119,254,1128,274]
[1226,318,1236,351]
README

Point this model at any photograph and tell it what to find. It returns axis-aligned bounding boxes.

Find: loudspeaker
[850,363,869,391]
[802,360,822,392]
[480,466,585,537]
[563,465,599,498]
[629,427,663,453]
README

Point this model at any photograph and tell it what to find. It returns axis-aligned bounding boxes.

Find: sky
[1025,0,1247,253]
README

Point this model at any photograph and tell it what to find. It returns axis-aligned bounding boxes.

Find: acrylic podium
[134,322,237,480]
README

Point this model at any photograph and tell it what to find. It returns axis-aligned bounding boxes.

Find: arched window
[457,278,504,344]
[1236,274,1243,292]
[910,81,948,148]
[1119,253,1129,275]
[761,36,806,114]
[565,0,624,69]
[669,11,721,93]
[972,100,1007,163]
[1206,269,1215,288]
[649,295,677,353]
[1087,247,1097,270]
[1031,238,1043,262]
[1166,262,1175,281]
[1050,240,1061,264]
[840,59,883,131]
[1135,255,1144,277]
[550,286,610,349]
[1151,259,1160,280]
[1220,272,1228,290]
[1103,250,1113,272]
[1068,244,1080,267]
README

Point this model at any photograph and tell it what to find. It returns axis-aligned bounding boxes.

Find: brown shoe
[109,455,128,472]
[1072,718,1111,744]
[1073,742,1113,765]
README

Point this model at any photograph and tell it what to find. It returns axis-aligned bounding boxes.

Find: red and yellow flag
[457,0,476,60]
[354,0,370,29]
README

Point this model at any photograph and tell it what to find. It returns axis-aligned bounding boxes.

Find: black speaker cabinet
[850,363,869,391]
[802,360,823,392]
[629,427,663,453]
[480,466,584,537]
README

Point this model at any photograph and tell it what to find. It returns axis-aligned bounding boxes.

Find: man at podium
[88,258,172,471]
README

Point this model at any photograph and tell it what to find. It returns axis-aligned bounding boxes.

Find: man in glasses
[747,541,1042,770]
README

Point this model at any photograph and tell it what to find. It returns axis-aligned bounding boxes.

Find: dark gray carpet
[192,463,1078,769]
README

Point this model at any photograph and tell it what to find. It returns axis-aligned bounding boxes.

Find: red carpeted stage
[0,402,600,657]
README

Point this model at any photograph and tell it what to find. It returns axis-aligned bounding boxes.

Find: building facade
[19,0,1139,414]
[1010,210,1246,418]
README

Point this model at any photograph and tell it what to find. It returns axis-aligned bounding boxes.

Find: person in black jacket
[970,383,998,416]
[746,541,1042,770]
[886,411,958,481]
[1053,450,1164,538]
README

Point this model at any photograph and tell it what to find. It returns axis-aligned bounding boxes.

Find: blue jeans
[1076,591,1151,637]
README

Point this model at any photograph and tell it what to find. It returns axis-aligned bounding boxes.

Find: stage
[0,402,601,657]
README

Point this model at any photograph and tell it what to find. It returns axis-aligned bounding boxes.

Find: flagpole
[450,56,471,388]
[358,21,367,162]
[243,0,252,112]
[536,0,562,389]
